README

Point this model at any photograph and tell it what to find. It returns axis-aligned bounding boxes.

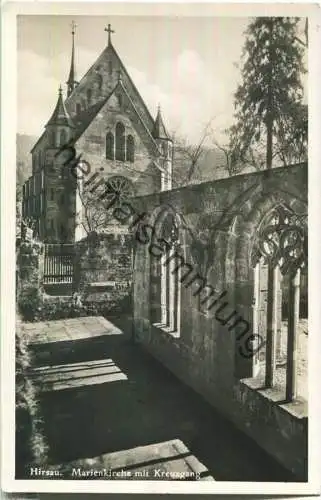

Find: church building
[22,22,173,243]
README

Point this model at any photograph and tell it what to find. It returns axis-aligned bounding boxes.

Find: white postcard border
[1,1,320,495]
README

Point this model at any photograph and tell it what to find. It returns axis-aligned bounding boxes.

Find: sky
[17,15,307,145]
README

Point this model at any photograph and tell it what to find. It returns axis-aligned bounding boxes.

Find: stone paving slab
[23,315,297,482]
[30,358,128,391]
[59,439,214,481]
[24,316,123,345]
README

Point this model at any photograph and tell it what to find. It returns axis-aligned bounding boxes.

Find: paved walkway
[24,316,295,482]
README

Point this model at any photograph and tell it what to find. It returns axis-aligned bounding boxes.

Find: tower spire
[46,86,74,128]
[66,20,78,97]
[152,105,171,140]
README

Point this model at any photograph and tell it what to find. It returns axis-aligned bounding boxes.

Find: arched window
[76,103,81,115]
[115,122,125,161]
[60,129,67,147]
[250,205,307,400]
[126,135,135,162]
[150,211,181,336]
[97,73,103,90]
[108,60,113,75]
[48,130,55,147]
[106,132,114,160]
[87,88,92,105]
[60,224,67,242]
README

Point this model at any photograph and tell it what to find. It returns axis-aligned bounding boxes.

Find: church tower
[152,106,173,190]
[25,21,175,244]
[43,86,76,242]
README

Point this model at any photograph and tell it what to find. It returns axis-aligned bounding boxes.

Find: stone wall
[132,163,308,480]
[73,232,132,316]
[17,241,45,321]
[17,232,133,321]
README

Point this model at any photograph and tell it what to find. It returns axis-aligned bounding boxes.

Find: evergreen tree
[229,17,307,171]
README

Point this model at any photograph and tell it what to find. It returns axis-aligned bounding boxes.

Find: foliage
[82,292,132,318]
[20,240,43,255]
[18,286,43,322]
[228,17,307,172]
[39,296,90,321]
[16,183,23,237]
[18,289,132,323]
[16,323,48,477]
[18,292,91,323]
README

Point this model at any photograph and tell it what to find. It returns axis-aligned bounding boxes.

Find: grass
[15,317,49,478]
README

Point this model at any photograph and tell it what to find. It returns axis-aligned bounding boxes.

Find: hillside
[16,134,36,187]
[172,146,230,188]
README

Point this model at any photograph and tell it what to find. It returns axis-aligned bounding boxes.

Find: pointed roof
[64,42,156,134]
[66,21,78,96]
[31,34,170,154]
[46,86,75,128]
[71,80,162,160]
[66,35,76,86]
[152,106,171,140]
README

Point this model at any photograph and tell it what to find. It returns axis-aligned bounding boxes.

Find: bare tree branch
[76,180,115,234]
[172,118,216,185]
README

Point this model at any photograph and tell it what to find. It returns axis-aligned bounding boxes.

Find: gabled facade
[22,25,173,243]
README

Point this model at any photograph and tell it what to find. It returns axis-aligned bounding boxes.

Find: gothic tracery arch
[229,191,307,402]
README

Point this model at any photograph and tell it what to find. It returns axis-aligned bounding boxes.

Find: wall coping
[240,377,308,420]
[133,162,307,205]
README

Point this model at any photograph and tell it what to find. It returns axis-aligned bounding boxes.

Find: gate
[44,244,74,284]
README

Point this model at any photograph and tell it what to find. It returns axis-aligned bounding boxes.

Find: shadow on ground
[29,319,295,482]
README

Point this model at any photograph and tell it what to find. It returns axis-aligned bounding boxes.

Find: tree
[75,180,116,235]
[212,133,250,176]
[16,184,23,235]
[74,174,135,235]
[16,182,38,241]
[172,119,214,185]
[229,17,307,171]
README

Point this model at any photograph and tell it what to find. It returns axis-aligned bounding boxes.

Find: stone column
[275,267,284,362]
[160,252,167,325]
[265,265,279,387]
[251,262,261,376]
[286,268,301,401]
[150,258,161,324]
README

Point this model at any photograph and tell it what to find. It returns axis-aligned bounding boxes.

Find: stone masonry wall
[132,163,308,480]
[73,232,132,316]
[17,232,133,320]
[17,241,45,321]
[74,92,161,198]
